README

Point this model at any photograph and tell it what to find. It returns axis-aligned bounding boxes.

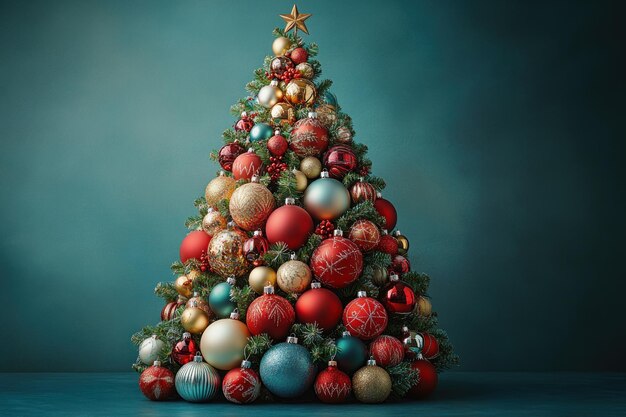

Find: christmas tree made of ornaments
[132,5,458,404]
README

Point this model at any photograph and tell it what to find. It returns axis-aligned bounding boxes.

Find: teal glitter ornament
[249,123,273,142]
[259,335,316,398]
[175,353,221,402]
[322,91,338,109]
[209,277,237,318]
[336,330,367,374]
[303,170,351,220]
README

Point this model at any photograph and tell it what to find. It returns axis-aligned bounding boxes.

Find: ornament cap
[153,360,161,367]
[376,191,382,198]
[333,229,344,237]
[357,290,368,298]
[219,170,226,177]
[290,252,297,260]
[241,359,252,369]
[251,175,260,183]
[182,332,191,339]
[230,309,241,320]
[274,128,281,135]
[311,281,321,289]
[367,357,377,366]
[192,291,200,297]
[193,352,203,363]
[389,273,399,282]
[207,207,215,213]
[308,111,318,118]
[381,229,389,235]
[328,360,337,367]
[253,230,263,237]
[285,197,295,205]
[263,285,275,294]
[394,230,402,236]
[342,330,351,337]
[320,170,329,178]
[247,147,254,153]
[227,276,237,286]
[189,300,198,308]
[227,221,236,230]
[270,79,279,87]
[286,335,299,344]
[150,334,158,340]
[241,111,248,117]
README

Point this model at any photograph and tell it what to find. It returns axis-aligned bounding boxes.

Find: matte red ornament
[342,291,388,340]
[323,145,357,179]
[289,113,329,157]
[222,361,262,404]
[139,362,175,401]
[244,230,269,266]
[179,230,212,263]
[369,335,405,367]
[314,361,352,403]
[419,332,440,359]
[246,286,295,341]
[348,219,380,252]
[160,299,184,321]
[267,130,289,156]
[234,112,254,132]
[380,274,416,314]
[377,232,399,256]
[290,47,308,65]
[390,254,411,276]
[295,283,343,331]
[232,149,263,180]
[409,359,438,398]
[374,197,398,230]
[310,232,363,289]
[171,332,198,365]
[265,199,314,250]
[350,180,377,204]
[218,141,245,171]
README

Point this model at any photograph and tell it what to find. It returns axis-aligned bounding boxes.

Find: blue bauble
[336,332,367,374]
[209,281,236,318]
[259,340,316,398]
[249,123,273,142]
[175,354,221,402]
[322,91,338,109]
[303,174,351,220]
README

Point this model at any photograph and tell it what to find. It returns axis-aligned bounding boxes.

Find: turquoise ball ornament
[209,277,237,318]
[175,353,221,402]
[336,330,368,374]
[250,123,273,142]
[259,335,316,398]
[304,170,351,220]
[322,91,338,109]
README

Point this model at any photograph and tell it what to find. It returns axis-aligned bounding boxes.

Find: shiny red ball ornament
[244,230,269,266]
[222,360,262,404]
[377,231,399,255]
[342,291,388,340]
[289,112,329,157]
[171,332,198,365]
[232,149,263,180]
[160,298,184,321]
[350,179,377,204]
[409,359,438,398]
[290,47,308,65]
[295,282,343,331]
[139,361,175,401]
[323,145,357,179]
[246,285,295,341]
[234,112,254,132]
[348,219,380,252]
[267,130,289,156]
[218,141,245,171]
[370,335,405,367]
[380,273,416,314]
[314,360,352,403]
[265,198,314,250]
[374,197,398,230]
[419,332,440,359]
[179,230,212,263]
[310,230,363,289]
[390,254,411,276]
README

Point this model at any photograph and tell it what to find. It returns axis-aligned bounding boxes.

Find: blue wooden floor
[1,372,624,416]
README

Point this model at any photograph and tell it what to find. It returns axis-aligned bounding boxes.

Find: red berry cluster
[267,155,288,181]
[315,220,335,239]
[266,64,301,84]
[199,251,210,272]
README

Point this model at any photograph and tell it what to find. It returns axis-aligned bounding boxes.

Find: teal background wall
[0,0,623,372]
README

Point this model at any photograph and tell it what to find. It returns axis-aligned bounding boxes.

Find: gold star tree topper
[280,4,312,35]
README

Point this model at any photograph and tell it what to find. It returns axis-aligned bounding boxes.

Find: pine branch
[222,128,249,144]
[185,215,202,230]
[216,198,230,218]
[170,261,186,276]
[316,79,333,98]
[191,272,223,297]
[154,282,178,302]
[245,334,273,365]
[388,362,420,399]
[262,242,291,269]
[231,285,257,319]
[296,233,322,263]
[335,201,386,231]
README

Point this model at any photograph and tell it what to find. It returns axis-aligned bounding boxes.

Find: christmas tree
[132,5,458,404]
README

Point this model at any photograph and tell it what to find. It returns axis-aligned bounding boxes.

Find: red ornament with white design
[348,219,380,252]
[289,112,329,157]
[369,335,405,367]
[350,178,377,204]
[222,359,262,404]
[342,291,388,340]
[234,111,254,132]
[419,332,440,360]
[246,285,295,341]
[232,149,263,180]
[161,297,184,321]
[314,360,352,403]
[310,230,363,289]
[138,361,176,401]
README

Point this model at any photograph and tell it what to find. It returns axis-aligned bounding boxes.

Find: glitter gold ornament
[270,102,296,124]
[276,254,312,293]
[285,79,317,106]
[180,301,210,334]
[299,156,322,179]
[207,223,250,277]
[272,36,292,57]
[293,169,308,192]
[352,358,392,403]
[257,79,284,108]
[186,269,201,282]
[249,266,277,294]
[394,230,410,255]
[316,104,337,128]
[416,295,432,317]
[296,62,314,79]
[228,178,275,231]
[205,171,236,207]
[186,291,213,319]
[202,208,227,236]
[174,275,193,298]
[200,310,250,370]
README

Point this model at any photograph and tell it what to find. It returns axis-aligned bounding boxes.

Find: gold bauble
[202,208,227,236]
[316,104,337,128]
[371,266,388,286]
[277,259,312,293]
[249,266,277,294]
[205,172,236,206]
[186,270,202,281]
[186,292,213,319]
[352,363,392,403]
[300,156,322,179]
[207,227,250,277]
[180,306,210,334]
[296,62,314,79]
[174,275,193,298]
[416,295,432,317]
[257,80,284,108]
[229,182,275,231]
[285,79,317,106]
[200,317,250,370]
[270,102,296,124]
[395,232,410,255]
[272,36,292,57]
[293,169,308,192]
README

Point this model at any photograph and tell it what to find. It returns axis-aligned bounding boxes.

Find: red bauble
[232,150,263,180]
[234,113,254,132]
[295,283,343,331]
[218,141,245,171]
[419,332,440,359]
[374,198,398,230]
[222,363,262,404]
[265,200,314,250]
[380,275,416,314]
[390,254,411,275]
[161,299,183,321]
[323,145,357,179]
[377,233,399,256]
[139,362,175,401]
[314,362,352,403]
[267,131,288,156]
[244,231,269,266]
[369,335,405,367]
[289,115,329,157]
[342,292,388,340]
[348,219,380,252]
[171,332,198,365]
[290,47,308,65]
[350,180,377,204]
[409,359,438,398]
[310,234,363,289]
[246,287,295,341]
[179,230,212,263]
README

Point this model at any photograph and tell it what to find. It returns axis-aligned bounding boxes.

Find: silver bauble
[175,353,221,402]
[303,171,351,220]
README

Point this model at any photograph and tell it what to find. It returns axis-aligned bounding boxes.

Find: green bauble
[208,278,236,318]
[303,171,350,220]
[250,123,273,142]
[335,331,367,374]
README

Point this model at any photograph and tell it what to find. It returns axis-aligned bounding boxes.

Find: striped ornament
[160,300,183,321]
[175,353,221,402]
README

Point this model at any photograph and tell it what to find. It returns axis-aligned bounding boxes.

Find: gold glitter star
[280,4,312,35]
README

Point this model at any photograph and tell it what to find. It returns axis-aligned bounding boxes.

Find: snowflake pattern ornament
[222,360,262,404]
[139,361,175,401]
[246,285,295,341]
[348,219,381,252]
[343,291,388,340]
[314,360,352,403]
[369,335,405,367]
[310,230,363,288]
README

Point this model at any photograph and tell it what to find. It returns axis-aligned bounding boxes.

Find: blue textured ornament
[259,336,316,398]
[249,123,273,142]
[303,171,351,220]
[322,91,338,109]
[209,278,236,318]
[175,353,221,402]
[336,331,368,374]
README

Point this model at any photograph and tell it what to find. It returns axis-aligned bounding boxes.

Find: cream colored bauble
[200,311,251,370]
[276,257,312,293]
